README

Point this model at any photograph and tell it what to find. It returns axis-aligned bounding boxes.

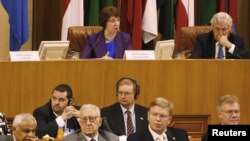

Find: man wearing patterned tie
[190,12,247,59]
[63,104,119,141]
[101,77,148,136]
[127,97,189,141]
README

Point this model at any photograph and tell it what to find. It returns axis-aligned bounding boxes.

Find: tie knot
[126,111,131,115]
[90,138,96,141]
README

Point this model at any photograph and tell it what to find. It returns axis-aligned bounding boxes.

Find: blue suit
[80,31,131,59]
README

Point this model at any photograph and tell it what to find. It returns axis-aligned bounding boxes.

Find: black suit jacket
[127,126,190,141]
[33,101,80,138]
[101,102,148,136]
[190,31,246,59]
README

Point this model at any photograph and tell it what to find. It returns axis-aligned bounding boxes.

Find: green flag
[200,0,217,25]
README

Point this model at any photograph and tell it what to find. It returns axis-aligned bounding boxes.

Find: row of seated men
[0,77,241,141]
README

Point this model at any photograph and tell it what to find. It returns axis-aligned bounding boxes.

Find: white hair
[80,104,101,117]
[12,113,37,127]
[211,12,233,27]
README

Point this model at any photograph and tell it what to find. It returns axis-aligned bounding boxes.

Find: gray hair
[149,97,173,116]
[80,104,101,117]
[216,95,240,111]
[12,113,37,127]
[211,12,233,27]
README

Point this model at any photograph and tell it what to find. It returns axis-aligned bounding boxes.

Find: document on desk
[124,50,156,60]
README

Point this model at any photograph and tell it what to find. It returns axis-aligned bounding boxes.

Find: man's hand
[61,106,79,120]
[217,35,233,49]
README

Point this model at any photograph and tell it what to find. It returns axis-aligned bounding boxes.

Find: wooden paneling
[0,60,250,125]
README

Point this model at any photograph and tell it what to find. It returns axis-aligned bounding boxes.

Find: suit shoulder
[135,104,148,111]
[99,130,119,141]
[33,101,51,114]
[63,130,81,140]
[101,103,119,112]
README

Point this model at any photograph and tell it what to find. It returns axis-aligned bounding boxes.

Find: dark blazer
[190,31,246,59]
[0,135,13,141]
[201,131,208,141]
[127,126,190,141]
[80,31,131,59]
[101,102,148,136]
[62,129,119,141]
[33,101,80,138]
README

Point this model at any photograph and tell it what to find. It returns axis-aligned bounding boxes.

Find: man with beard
[33,84,80,138]
[101,77,148,136]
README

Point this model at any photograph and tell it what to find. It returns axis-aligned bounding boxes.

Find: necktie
[90,138,96,141]
[126,111,134,136]
[217,45,224,59]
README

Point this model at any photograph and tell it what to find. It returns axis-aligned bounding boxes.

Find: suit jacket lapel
[135,105,146,132]
[114,103,126,135]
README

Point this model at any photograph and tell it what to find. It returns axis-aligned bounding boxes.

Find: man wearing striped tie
[101,77,148,136]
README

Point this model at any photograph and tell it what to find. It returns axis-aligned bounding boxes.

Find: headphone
[115,77,140,100]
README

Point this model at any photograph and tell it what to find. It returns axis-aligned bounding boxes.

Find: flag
[1,0,29,51]
[142,0,158,43]
[157,0,176,40]
[200,0,217,25]
[175,0,194,51]
[61,0,84,40]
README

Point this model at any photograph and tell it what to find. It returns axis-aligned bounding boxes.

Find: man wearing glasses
[101,77,148,136]
[201,95,240,141]
[63,104,118,141]
[190,12,247,59]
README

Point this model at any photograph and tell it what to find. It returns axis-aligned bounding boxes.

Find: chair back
[181,26,213,54]
[67,26,103,53]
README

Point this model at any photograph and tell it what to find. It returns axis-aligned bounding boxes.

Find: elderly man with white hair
[190,12,248,59]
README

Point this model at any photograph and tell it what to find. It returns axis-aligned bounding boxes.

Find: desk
[0,59,249,125]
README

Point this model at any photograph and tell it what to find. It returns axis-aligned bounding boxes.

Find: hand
[100,52,113,60]
[61,106,78,120]
[217,35,233,49]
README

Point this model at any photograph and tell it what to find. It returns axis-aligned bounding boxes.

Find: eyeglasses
[80,116,98,123]
[117,91,133,96]
[107,18,121,23]
[221,110,240,115]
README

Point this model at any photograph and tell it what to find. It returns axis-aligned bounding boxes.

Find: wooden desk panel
[0,60,250,125]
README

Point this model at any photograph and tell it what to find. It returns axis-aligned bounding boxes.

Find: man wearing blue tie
[190,12,247,59]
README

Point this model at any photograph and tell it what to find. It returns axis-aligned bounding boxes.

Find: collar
[148,125,167,140]
[82,132,99,141]
[120,104,135,115]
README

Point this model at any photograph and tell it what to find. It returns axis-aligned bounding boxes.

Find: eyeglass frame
[220,109,240,115]
[80,116,99,123]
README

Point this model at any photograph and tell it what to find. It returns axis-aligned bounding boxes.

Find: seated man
[201,95,240,141]
[33,84,80,138]
[0,112,11,135]
[0,113,37,141]
[101,77,148,136]
[127,97,189,141]
[63,104,119,141]
[190,12,247,59]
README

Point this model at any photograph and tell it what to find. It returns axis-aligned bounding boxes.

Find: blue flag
[1,0,29,51]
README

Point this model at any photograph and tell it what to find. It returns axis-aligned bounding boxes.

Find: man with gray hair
[127,97,189,141]
[201,94,240,141]
[63,104,119,141]
[0,113,38,141]
[190,12,247,59]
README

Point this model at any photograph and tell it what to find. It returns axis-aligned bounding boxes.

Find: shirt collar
[82,132,99,141]
[148,125,167,140]
[120,104,135,115]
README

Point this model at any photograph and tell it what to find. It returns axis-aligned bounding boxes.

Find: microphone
[101,117,113,132]
[81,37,102,58]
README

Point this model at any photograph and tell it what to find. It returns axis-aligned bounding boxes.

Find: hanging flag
[142,0,158,43]
[61,0,84,40]
[1,0,29,51]
[200,0,217,25]
[157,0,176,40]
[175,0,194,51]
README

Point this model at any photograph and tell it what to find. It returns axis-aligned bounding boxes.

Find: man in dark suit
[0,113,37,141]
[33,84,80,138]
[63,104,119,141]
[101,77,148,136]
[127,97,189,141]
[190,12,247,59]
[201,95,240,141]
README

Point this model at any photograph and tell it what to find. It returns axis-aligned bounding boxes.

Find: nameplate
[124,50,155,60]
[9,51,40,61]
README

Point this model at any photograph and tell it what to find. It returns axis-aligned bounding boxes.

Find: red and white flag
[175,0,194,51]
[61,0,84,40]
[142,0,158,43]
